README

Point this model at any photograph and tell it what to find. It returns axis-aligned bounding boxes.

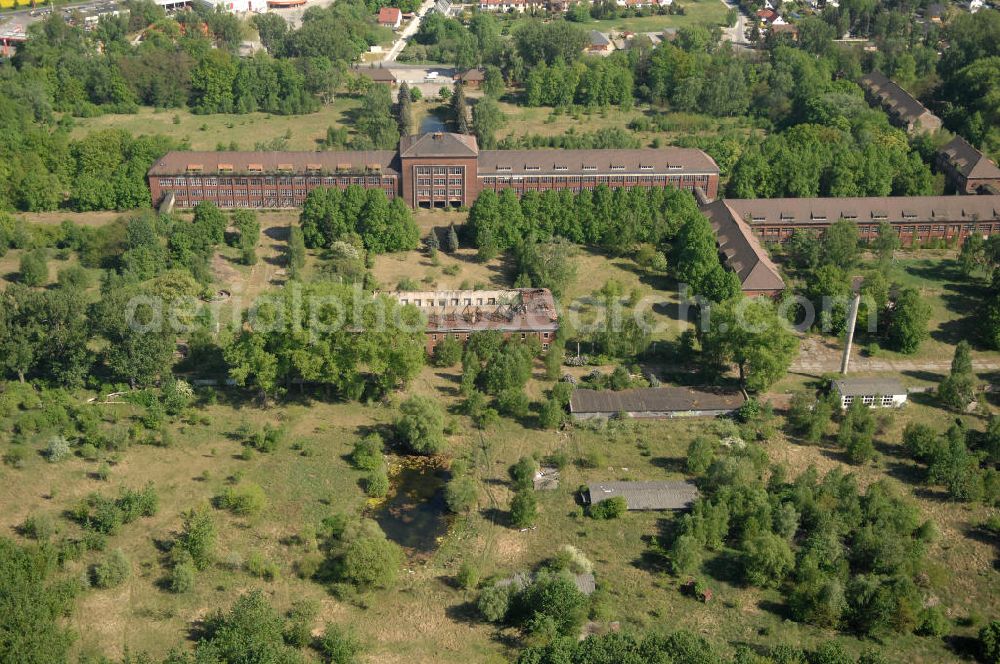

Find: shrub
[365,470,389,498]
[457,561,481,590]
[538,397,565,429]
[339,536,403,589]
[510,490,537,528]
[432,335,462,367]
[19,249,48,286]
[91,549,130,589]
[477,583,512,622]
[3,446,27,468]
[578,450,607,469]
[77,443,99,461]
[216,483,268,517]
[916,605,949,637]
[169,559,196,594]
[445,475,477,513]
[45,436,71,463]
[317,625,362,664]
[350,434,384,471]
[283,599,319,648]
[981,620,1000,664]
[686,437,715,474]
[589,496,627,520]
[553,545,593,575]
[177,506,216,570]
[497,388,530,418]
[20,514,55,541]
[395,395,446,455]
[509,456,538,491]
[161,379,194,415]
[670,534,702,576]
[246,550,279,580]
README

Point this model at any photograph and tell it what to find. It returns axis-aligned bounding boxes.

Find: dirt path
[792,336,1000,377]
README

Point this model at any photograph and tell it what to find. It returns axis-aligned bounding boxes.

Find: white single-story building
[832,377,907,409]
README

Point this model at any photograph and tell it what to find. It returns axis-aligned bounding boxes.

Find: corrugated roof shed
[586,481,699,510]
[570,387,745,415]
[832,377,906,397]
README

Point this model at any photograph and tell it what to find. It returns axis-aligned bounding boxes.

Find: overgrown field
[3,215,1000,663]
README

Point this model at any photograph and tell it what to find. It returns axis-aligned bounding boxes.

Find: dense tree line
[10,1,367,117]
[465,185,703,259]
[935,10,1000,158]
[524,58,633,109]
[518,629,892,664]
[299,186,419,254]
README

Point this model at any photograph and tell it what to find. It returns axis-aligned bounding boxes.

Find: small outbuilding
[569,386,745,420]
[583,480,699,511]
[832,377,907,409]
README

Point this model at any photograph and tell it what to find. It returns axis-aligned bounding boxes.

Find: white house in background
[832,377,908,409]
[967,0,985,12]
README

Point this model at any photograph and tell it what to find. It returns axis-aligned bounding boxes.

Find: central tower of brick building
[398,132,480,208]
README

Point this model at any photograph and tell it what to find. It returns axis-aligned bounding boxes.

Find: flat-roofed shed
[584,480,699,510]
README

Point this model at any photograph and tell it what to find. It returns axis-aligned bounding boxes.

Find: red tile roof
[377,6,401,23]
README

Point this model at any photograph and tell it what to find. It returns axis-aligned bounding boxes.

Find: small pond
[419,110,448,134]
[373,462,450,556]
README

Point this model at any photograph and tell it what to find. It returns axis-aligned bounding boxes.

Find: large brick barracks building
[147,132,722,210]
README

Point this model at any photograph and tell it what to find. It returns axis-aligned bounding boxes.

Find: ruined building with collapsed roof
[381,288,559,354]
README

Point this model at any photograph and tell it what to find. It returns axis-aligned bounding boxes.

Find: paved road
[719,0,751,49]
[382,0,435,62]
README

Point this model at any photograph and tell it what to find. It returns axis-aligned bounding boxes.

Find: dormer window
[810,213,826,221]
[554,165,568,171]
[582,165,597,171]
[306,163,322,173]
[496,166,512,172]
[186,164,203,174]
[902,211,917,219]
[248,163,263,174]
[277,163,293,173]
[871,211,887,220]
[610,164,625,171]
[639,164,653,171]
[525,165,540,171]
[217,163,233,174]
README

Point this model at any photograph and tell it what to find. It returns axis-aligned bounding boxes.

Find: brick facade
[147,133,721,210]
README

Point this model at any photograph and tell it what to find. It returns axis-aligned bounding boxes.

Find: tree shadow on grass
[703,550,743,586]
[480,507,508,528]
[943,634,981,660]
[650,456,686,473]
[444,600,481,625]
[756,598,792,621]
